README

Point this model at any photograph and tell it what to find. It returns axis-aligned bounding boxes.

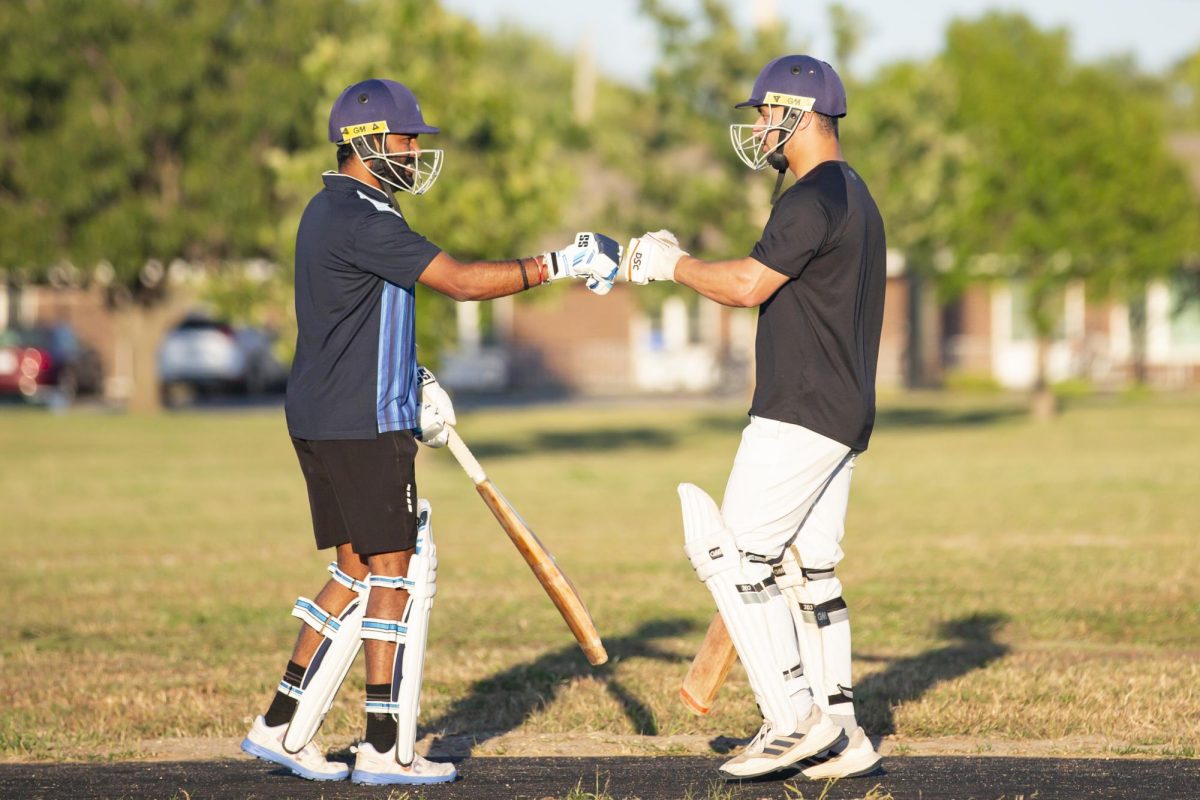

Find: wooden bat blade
[680,612,736,715]
[476,479,608,666]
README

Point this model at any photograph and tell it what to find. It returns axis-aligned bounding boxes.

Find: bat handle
[446,426,487,485]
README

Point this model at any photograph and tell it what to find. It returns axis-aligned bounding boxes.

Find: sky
[440,0,1200,85]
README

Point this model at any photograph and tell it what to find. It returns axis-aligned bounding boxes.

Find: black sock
[263,660,307,727]
[365,683,397,751]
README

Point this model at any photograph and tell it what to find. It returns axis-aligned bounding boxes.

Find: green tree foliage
[629,0,790,256]
[0,0,349,282]
[844,59,978,288]
[938,13,1197,401]
[1167,48,1200,131]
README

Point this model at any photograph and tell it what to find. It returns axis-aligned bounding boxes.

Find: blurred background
[1,0,1198,413]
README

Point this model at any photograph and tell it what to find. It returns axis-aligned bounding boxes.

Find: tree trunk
[118,291,194,414]
[1031,334,1057,421]
[1129,293,1148,386]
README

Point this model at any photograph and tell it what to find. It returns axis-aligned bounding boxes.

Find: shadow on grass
[856,612,1010,735]
[468,427,678,459]
[423,617,698,749]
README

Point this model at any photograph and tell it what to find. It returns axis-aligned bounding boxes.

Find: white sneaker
[801,727,882,780]
[350,741,457,785]
[719,705,844,779]
[240,715,350,782]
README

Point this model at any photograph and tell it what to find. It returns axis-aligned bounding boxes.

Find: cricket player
[621,56,885,779]
[240,78,621,785]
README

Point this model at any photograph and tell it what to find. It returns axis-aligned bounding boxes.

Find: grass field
[1,392,1198,762]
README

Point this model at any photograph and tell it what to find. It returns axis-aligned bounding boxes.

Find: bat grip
[446,426,487,485]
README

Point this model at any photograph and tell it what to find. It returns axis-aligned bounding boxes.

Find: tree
[630,0,790,255]
[940,13,1198,414]
[0,0,352,410]
[842,56,978,385]
[1166,48,1200,132]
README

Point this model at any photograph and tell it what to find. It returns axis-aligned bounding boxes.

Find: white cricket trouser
[721,416,855,559]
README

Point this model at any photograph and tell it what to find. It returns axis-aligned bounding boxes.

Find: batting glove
[620,230,688,284]
[542,232,622,295]
[415,365,456,448]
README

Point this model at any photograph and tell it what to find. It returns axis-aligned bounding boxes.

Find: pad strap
[368,574,417,591]
[291,598,343,636]
[365,699,401,715]
[782,662,805,681]
[797,597,850,628]
[361,617,408,642]
[735,575,782,604]
[277,680,305,700]
[328,562,369,593]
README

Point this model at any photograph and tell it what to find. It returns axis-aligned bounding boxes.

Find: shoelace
[744,722,773,754]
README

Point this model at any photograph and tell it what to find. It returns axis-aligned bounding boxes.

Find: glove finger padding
[649,229,680,248]
[621,230,687,284]
[416,366,455,447]
[417,405,449,448]
[585,233,621,295]
[546,231,621,294]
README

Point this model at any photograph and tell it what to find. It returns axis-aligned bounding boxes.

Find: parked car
[0,324,104,405]
[158,314,287,406]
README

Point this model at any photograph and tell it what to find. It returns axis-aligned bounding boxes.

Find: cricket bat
[680,611,736,715]
[445,426,608,666]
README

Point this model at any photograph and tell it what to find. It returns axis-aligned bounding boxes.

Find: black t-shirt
[748,160,887,452]
[285,173,442,440]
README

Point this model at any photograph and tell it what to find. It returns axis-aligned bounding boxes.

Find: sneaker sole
[240,738,350,782]
[720,725,844,779]
[802,753,883,780]
[350,768,457,785]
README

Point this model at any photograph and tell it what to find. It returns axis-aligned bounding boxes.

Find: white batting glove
[416,365,456,448]
[542,232,622,295]
[620,230,688,284]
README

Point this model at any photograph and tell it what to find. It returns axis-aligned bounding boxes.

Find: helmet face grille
[729,110,803,171]
[352,136,444,195]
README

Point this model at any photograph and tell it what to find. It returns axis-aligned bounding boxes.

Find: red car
[0,325,104,405]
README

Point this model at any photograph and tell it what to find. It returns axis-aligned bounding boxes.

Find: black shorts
[291,431,419,555]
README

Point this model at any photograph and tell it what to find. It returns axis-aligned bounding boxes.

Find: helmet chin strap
[767,151,789,206]
[766,110,802,205]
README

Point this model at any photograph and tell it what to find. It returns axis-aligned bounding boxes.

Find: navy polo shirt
[285,172,441,440]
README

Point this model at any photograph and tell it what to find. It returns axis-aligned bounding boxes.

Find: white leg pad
[360,499,437,767]
[680,483,798,732]
[777,546,855,729]
[283,563,371,753]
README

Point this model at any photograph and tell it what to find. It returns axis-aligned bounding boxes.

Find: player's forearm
[674,256,761,308]
[457,257,548,300]
[422,255,547,301]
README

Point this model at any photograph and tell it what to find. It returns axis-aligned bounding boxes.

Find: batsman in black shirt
[619,55,886,780]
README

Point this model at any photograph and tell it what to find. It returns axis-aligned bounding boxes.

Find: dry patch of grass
[2,393,1198,760]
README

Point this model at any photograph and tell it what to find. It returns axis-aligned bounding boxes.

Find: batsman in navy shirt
[285,171,440,440]
[242,78,623,786]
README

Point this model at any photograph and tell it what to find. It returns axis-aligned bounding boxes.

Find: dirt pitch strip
[2,755,1199,800]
